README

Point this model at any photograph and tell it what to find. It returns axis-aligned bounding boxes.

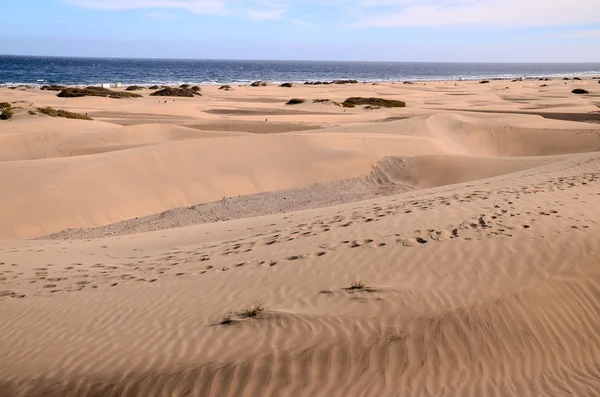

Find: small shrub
[220,312,235,325]
[573,77,582,81]
[479,80,490,84]
[41,85,66,91]
[348,281,366,290]
[149,85,160,90]
[332,80,358,84]
[279,82,293,88]
[180,84,190,89]
[313,99,342,107]
[0,102,11,110]
[572,88,589,94]
[219,85,232,90]
[286,98,305,105]
[238,302,265,318]
[191,86,201,92]
[126,85,145,91]
[251,81,268,87]
[0,109,14,120]
[37,107,92,120]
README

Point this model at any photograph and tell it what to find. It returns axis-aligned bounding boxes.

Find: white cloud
[145,11,179,19]
[292,19,320,29]
[554,29,600,38]
[349,0,600,28]
[66,0,284,19]
[65,0,600,29]
[66,0,229,14]
[248,8,285,20]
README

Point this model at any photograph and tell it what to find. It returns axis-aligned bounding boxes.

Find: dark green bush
[0,109,14,120]
[150,87,199,97]
[572,88,589,94]
[58,87,142,99]
[342,97,406,108]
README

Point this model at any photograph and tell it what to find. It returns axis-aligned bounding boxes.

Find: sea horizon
[1,55,599,87]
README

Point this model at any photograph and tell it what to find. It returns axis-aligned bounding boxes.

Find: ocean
[1,55,599,87]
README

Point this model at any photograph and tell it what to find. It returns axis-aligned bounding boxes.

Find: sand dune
[1,79,600,397]
[2,107,598,239]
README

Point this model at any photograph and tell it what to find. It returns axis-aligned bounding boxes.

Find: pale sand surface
[1,79,600,396]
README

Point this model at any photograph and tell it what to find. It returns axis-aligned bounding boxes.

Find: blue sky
[1,0,599,61]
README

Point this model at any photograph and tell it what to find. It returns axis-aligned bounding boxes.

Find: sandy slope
[1,78,600,396]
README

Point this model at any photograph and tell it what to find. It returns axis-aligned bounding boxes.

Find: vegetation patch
[150,87,200,97]
[286,98,305,105]
[572,88,589,94]
[313,99,342,107]
[180,84,191,89]
[219,312,235,325]
[0,102,11,110]
[219,85,232,90]
[191,86,201,92]
[219,302,266,325]
[347,281,366,291]
[479,80,490,84]
[149,85,160,90]
[0,108,13,120]
[342,97,406,108]
[238,302,265,318]
[332,79,358,84]
[58,87,142,99]
[41,85,66,91]
[279,82,293,88]
[37,107,92,120]
[344,281,377,293]
[251,81,268,87]
[125,85,145,91]
[305,80,358,85]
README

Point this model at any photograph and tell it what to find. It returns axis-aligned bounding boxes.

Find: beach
[1,77,600,396]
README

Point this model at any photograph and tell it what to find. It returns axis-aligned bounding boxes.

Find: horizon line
[2,54,600,65]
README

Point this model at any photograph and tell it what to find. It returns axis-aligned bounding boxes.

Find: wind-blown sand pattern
[1,79,600,396]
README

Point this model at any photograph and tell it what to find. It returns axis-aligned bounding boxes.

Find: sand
[1,78,600,396]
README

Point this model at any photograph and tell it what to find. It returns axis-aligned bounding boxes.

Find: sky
[0,0,599,62]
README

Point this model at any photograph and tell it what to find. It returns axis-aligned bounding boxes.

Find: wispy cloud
[66,0,230,15]
[65,0,285,20]
[349,0,600,28]
[292,19,320,29]
[247,8,285,20]
[554,29,600,38]
[145,11,179,20]
[64,0,600,29]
